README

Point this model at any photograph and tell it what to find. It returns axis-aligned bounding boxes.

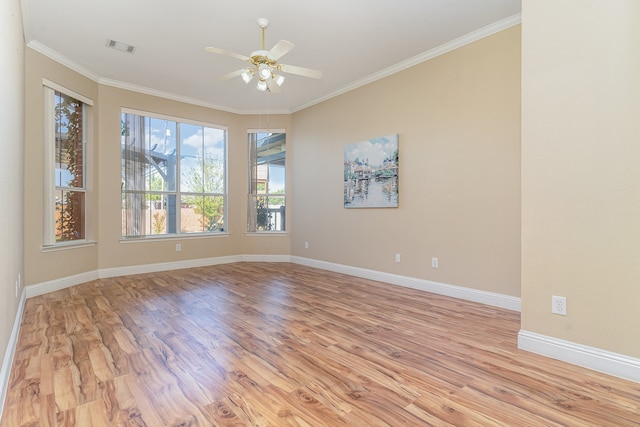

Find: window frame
[247,129,287,233]
[43,79,93,247]
[120,108,228,239]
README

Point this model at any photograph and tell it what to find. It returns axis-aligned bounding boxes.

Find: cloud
[345,135,397,166]
[179,127,225,161]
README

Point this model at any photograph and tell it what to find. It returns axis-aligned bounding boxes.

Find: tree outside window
[54,91,85,242]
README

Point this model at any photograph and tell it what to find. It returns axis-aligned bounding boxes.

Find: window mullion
[175,122,181,234]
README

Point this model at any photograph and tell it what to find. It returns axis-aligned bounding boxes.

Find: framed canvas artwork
[344,134,398,208]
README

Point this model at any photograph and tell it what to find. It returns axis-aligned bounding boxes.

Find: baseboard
[518,330,640,383]
[26,270,99,298]
[241,254,292,263]
[291,256,521,311]
[98,255,244,279]
[0,288,26,421]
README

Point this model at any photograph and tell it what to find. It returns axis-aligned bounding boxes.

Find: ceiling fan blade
[278,64,323,79]
[205,46,250,62]
[268,40,294,61]
[219,69,245,81]
[266,78,281,94]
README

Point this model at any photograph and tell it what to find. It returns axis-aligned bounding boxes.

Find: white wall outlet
[304,241,309,249]
[552,295,567,315]
[395,253,401,263]
[432,257,439,268]
[175,243,182,252]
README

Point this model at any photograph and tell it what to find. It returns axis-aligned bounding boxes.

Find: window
[248,131,286,232]
[43,81,92,245]
[121,111,227,238]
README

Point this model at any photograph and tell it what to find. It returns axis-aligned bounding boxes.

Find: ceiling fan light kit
[273,74,285,86]
[258,63,271,79]
[206,18,322,93]
[240,69,254,84]
[256,79,268,91]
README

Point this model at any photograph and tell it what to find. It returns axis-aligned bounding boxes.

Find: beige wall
[0,0,25,379]
[521,0,640,357]
[291,27,521,297]
[23,49,291,284]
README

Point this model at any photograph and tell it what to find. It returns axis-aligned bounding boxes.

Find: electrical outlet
[175,243,182,252]
[304,241,309,249]
[552,295,567,315]
[395,253,401,263]
[432,257,439,268]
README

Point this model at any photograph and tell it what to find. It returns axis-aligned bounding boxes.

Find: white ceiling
[22,0,521,114]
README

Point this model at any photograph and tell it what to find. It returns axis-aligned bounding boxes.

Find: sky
[344,134,398,166]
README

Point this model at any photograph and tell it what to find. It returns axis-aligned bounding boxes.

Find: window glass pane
[54,91,83,188]
[180,123,201,193]
[256,164,268,194]
[180,124,225,194]
[268,164,285,193]
[121,114,149,192]
[55,189,85,241]
[148,194,168,235]
[148,118,177,192]
[50,87,87,245]
[249,195,285,231]
[122,191,144,237]
[181,195,225,233]
[122,192,174,237]
[204,127,226,194]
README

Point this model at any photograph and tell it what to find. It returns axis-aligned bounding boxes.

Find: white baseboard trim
[0,288,26,421]
[26,270,99,298]
[98,255,244,279]
[241,254,292,263]
[518,330,640,383]
[290,256,521,312]
[25,256,246,298]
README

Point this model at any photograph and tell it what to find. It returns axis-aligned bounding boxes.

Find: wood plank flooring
[2,262,639,426]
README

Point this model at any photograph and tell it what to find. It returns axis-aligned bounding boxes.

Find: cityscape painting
[344,134,399,208]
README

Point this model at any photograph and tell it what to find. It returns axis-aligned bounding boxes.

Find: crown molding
[291,13,522,113]
[101,78,290,115]
[27,40,102,82]
[99,78,249,115]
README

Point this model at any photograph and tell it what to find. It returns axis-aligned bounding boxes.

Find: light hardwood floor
[2,262,639,426]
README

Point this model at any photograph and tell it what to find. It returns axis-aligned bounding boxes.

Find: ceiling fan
[205,18,322,93]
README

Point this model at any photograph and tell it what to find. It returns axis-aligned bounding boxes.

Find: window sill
[42,240,97,252]
[120,233,230,243]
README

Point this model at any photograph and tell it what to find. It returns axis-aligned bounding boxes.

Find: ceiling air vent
[106,39,136,54]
